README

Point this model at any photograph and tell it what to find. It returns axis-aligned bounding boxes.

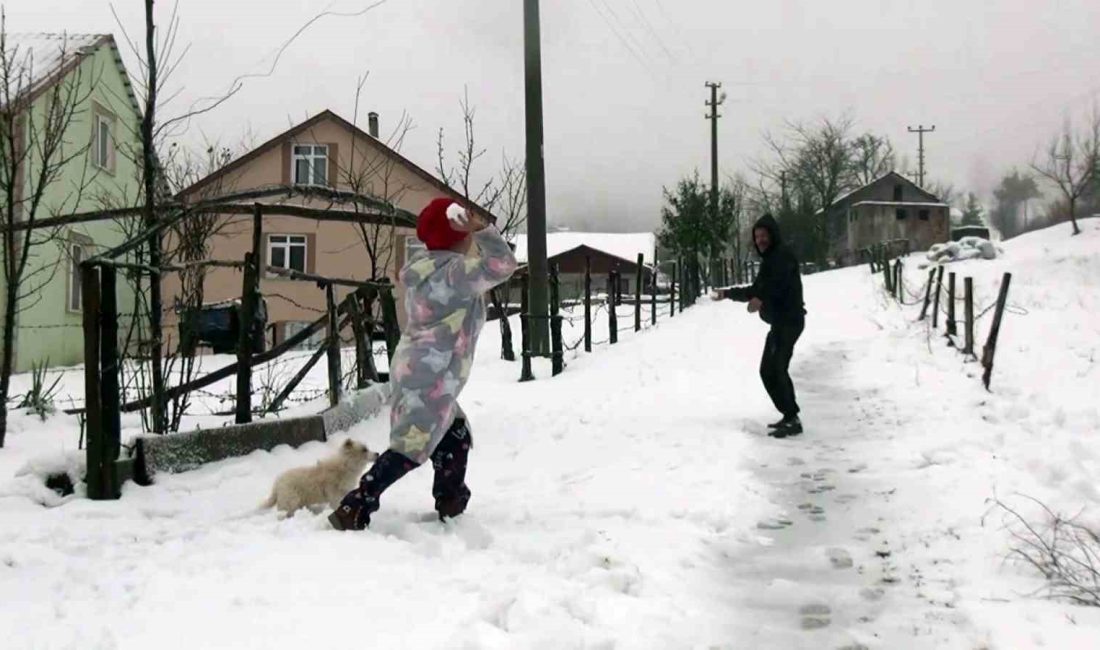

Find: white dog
[261,439,378,516]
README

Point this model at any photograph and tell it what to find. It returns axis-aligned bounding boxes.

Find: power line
[625,0,677,62]
[585,0,658,73]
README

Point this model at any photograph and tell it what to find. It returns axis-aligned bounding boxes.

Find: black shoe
[767,417,789,429]
[329,450,418,531]
[431,419,473,520]
[769,416,802,439]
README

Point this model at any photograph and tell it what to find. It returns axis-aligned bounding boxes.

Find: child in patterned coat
[329,197,517,531]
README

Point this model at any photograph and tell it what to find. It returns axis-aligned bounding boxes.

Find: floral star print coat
[388,226,517,463]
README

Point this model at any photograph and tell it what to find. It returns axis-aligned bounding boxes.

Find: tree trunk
[1070,200,1081,235]
[0,283,16,447]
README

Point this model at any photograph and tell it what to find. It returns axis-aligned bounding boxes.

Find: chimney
[368,112,379,138]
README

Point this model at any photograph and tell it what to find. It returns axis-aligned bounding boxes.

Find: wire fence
[877,253,1018,390]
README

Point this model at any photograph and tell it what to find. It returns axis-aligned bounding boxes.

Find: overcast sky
[9,0,1100,231]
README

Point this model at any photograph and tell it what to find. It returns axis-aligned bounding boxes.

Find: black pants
[760,321,803,418]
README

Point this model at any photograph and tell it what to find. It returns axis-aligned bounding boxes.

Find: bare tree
[849,132,895,186]
[761,115,857,263]
[342,73,415,280]
[436,91,526,360]
[0,26,100,447]
[1031,110,1100,236]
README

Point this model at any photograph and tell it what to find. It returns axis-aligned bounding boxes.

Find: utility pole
[907,124,936,188]
[523,0,549,355]
[705,81,724,297]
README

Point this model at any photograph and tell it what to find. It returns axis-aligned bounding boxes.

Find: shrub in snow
[996,498,1100,607]
[17,359,62,420]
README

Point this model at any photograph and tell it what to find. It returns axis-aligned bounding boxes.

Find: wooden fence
[877,252,1014,391]
[79,186,416,499]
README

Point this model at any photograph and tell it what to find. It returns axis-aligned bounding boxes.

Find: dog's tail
[258,491,276,511]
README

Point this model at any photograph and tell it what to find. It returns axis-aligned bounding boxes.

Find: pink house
[169,110,489,348]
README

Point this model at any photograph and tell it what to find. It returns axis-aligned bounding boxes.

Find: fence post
[634,253,643,332]
[678,258,686,312]
[894,259,903,301]
[81,263,105,499]
[981,273,1013,390]
[550,264,564,376]
[325,283,342,407]
[964,276,975,357]
[947,272,958,341]
[932,266,944,329]
[608,271,619,344]
[670,261,677,317]
[919,268,935,320]
[519,279,534,382]
[99,265,121,498]
[584,256,592,353]
[379,281,400,364]
[234,204,264,424]
[235,251,257,424]
[347,290,371,388]
[650,262,657,326]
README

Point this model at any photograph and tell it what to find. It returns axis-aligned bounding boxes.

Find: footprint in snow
[799,602,832,630]
[756,517,794,531]
[827,547,853,569]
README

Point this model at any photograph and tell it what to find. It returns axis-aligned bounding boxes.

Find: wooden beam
[263,265,391,290]
[120,293,357,413]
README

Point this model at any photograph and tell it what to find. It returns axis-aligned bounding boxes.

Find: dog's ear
[342,439,353,449]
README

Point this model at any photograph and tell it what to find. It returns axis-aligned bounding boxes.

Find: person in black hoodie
[711,214,806,437]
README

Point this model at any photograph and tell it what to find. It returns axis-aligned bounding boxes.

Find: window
[918,209,930,221]
[892,184,903,201]
[896,208,908,220]
[68,243,86,312]
[92,112,115,172]
[268,234,308,275]
[292,144,328,186]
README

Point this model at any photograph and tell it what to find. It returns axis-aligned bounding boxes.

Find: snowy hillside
[0,219,1098,649]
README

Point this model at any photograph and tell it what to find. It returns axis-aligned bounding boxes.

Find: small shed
[951,225,991,241]
[508,232,657,303]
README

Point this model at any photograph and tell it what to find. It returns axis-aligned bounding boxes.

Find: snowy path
[4,222,1100,648]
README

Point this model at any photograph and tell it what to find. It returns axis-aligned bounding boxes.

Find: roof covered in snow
[852,201,948,208]
[509,232,657,266]
[3,33,108,100]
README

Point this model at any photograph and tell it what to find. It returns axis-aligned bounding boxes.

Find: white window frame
[92,111,115,172]
[267,234,308,277]
[68,242,87,313]
[291,144,328,186]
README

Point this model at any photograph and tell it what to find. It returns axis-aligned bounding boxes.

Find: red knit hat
[417,198,469,251]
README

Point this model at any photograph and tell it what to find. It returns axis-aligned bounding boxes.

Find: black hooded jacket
[725,214,806,325]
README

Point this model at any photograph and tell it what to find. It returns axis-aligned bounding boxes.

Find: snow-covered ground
[1,218,1099,648]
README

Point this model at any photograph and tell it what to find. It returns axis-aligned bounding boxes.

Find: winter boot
[328,450,419,531]
[770,415,803,439]
[430,418,473,520]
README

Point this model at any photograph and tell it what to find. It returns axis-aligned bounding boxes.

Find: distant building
[1,34,144,371]
[819,171,950,265]
[507,232,656,302]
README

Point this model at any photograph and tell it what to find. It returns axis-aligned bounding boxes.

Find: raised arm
[447,226,518,297]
